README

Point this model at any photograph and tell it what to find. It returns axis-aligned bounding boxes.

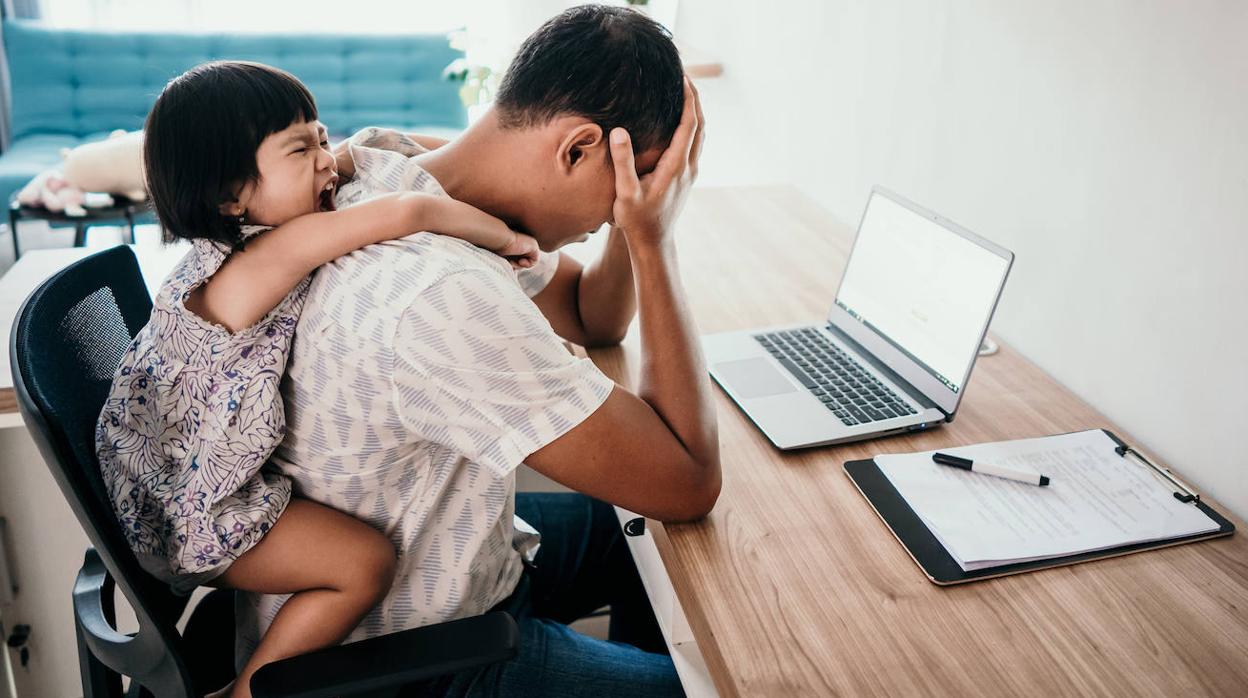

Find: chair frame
[10,246,517,697]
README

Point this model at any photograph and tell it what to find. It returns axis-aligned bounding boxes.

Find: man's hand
[609,77,706,250]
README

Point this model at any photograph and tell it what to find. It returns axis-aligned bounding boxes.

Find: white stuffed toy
[63,129,146,202]
[16,169,89,216]
[17,130,146,216]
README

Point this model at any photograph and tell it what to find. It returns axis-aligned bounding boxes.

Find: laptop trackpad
[716,358,800,399]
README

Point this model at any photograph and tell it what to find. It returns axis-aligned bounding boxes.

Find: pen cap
[932,452,973,469]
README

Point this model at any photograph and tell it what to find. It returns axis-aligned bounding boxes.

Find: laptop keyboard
[754,328,918,426]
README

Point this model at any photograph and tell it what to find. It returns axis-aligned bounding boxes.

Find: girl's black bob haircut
[143,60,317,249]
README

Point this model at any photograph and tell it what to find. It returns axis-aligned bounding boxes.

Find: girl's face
[225,119,338,226]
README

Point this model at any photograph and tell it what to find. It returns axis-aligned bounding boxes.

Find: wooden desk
[588,186,1248,696]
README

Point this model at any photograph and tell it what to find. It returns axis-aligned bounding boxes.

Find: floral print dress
[95,227,304,593]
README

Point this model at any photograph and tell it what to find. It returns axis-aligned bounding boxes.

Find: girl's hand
[499,230,540,269]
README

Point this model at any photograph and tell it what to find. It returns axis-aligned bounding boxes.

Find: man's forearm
[630,240,719,470]
[577,226,637,346]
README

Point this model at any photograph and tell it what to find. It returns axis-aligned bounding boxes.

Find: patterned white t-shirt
[235,155,616,660]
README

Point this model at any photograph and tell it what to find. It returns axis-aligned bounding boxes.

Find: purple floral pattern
[95,227,302,584]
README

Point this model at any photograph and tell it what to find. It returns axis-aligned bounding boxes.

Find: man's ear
[556,123,605,174]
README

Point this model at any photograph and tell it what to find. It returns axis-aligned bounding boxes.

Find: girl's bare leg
[215,499,397,698]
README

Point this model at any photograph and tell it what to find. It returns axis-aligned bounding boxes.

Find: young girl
[94,61,537,698]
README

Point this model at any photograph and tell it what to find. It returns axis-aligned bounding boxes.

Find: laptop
[702,186,1014,450]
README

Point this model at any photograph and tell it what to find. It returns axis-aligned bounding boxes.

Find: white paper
[876,430,1219,571]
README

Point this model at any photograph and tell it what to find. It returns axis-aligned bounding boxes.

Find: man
[244,6,717,694]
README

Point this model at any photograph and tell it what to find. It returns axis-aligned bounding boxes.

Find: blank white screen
[835,194,1008,393]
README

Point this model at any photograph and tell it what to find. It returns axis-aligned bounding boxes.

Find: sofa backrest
[3,20,466,140]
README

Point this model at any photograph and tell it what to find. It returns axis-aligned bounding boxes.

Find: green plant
[443,29,504,109]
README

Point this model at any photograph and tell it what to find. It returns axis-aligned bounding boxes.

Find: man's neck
[416,108,536,228]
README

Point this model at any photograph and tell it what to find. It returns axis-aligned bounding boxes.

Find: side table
[8,195,150,260]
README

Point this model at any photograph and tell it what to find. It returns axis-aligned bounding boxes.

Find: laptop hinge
[823,322,953,421]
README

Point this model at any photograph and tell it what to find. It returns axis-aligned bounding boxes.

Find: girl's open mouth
[317,180,337,212]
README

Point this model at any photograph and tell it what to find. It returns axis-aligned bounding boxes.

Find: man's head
[490,4,685,249]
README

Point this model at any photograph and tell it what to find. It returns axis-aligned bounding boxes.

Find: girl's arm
[186,192,536,332]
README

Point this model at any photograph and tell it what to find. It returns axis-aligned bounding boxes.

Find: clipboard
[843,429,1236,585]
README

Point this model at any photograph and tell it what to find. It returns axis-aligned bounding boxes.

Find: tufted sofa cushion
[1,19,466,206]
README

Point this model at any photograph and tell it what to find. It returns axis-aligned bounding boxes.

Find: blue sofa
[0,19,466,209]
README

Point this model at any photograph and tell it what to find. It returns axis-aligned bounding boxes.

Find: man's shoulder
[298,233,522,337]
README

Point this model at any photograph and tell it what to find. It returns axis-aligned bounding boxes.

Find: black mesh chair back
[10,245,231,696]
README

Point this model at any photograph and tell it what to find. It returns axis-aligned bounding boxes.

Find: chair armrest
[249,611,519,698]
[73,548,146,678]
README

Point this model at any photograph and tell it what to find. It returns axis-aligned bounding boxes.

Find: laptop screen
[834,191,1010,395]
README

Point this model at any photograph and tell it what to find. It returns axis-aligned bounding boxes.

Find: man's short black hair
[143,61,317,248]
[495,4,684,155]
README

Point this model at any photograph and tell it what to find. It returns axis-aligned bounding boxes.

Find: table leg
[8,209,18,260]
[74,222,87,248]
[124,210,136,245]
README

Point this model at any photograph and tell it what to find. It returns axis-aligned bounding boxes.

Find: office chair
[9,245,517,697]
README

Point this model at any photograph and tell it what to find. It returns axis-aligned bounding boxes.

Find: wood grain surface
[587,186,1248,697]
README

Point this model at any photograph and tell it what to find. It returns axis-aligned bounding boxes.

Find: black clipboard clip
[1115,445,1200,503]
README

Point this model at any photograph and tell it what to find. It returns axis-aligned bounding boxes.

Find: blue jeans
[416,493,684,697]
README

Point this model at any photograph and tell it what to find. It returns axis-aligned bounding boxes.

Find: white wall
[0,426,100,698]
[677,0,1248,518]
